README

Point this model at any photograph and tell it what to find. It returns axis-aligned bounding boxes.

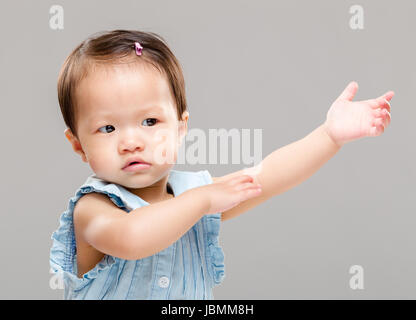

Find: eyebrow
[88,105,165,123]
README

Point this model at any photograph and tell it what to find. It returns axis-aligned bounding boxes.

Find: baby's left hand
[324,81,394,147]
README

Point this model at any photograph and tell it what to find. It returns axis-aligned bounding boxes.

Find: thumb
[337,81,359,101]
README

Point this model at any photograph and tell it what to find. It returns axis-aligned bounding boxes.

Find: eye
[142,118,158,126]
[98,125,115,133]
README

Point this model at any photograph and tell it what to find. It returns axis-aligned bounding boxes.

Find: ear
[178,111,189,144]
[64,128,88,163]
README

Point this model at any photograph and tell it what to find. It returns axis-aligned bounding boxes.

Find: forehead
[75,62,176,122]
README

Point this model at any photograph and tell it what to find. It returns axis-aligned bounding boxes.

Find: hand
[323,81,394,147]
[198,174,262,215]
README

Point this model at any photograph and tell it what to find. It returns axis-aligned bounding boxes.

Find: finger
[377,122,385,135]
[372,117,383,127]
[383,98,391,113]
[382,91,395,102]
[374,91,394,102]
[383,109,391,127]
[243,187,262,198]
[235,182,261,191]
[373,109,391,127]
[369,97,391,113]
[231,174,254,184]
[337,81,359,101]
[373,105,391,117]
[374,92,393,109]
[369,120,385,136]
[375,108,391,127]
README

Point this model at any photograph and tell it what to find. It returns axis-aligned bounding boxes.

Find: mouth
[122,161,152,171]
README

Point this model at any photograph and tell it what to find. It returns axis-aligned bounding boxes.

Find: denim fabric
[50,169,225,299]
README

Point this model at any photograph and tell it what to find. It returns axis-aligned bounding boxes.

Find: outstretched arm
[216,82,394,221]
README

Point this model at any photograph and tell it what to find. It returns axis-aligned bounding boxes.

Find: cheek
[85,142,114,172]
[88,155,100,171]
[87,153,105,174]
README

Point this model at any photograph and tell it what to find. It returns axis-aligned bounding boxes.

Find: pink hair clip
[134,42,143,56]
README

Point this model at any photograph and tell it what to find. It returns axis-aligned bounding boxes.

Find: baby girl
[50,29,393,299]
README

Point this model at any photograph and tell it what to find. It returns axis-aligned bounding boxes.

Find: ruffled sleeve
[199,170,226,286]
[49,182,127,292]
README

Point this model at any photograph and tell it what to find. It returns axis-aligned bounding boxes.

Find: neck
[126,174,174,204]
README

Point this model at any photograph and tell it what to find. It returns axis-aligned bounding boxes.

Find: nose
[118,129,145,153]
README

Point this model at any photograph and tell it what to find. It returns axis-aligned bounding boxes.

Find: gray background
[0,0,414,299]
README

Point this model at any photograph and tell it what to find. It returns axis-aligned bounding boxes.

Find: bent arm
[124,188,209,259]
[78,188,209,260]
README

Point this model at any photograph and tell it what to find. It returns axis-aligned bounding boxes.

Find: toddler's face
[65,62,188,189]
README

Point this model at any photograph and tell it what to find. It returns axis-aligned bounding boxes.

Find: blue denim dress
[49,169,225,299]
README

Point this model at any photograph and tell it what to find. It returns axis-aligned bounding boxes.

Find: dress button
[158,276,170,288]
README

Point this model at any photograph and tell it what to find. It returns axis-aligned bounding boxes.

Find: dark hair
[57,29,187,139]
